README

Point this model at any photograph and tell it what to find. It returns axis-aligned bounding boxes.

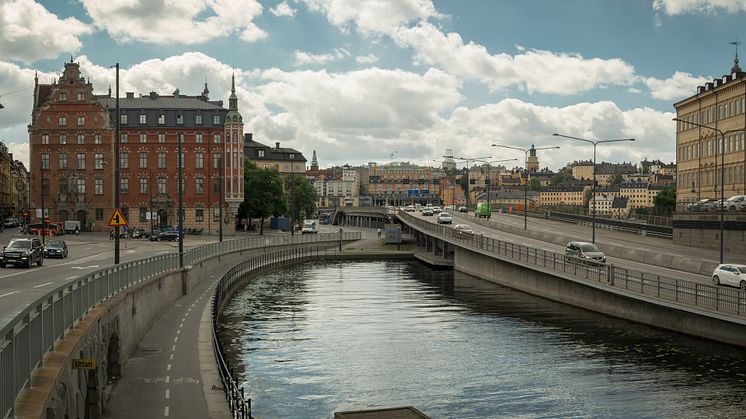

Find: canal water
[219,260,746,418]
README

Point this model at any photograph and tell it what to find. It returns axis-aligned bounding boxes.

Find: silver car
[712,264,746,289]
[565,241,606,264]
[437,212,453,224]
[724,195,746,212]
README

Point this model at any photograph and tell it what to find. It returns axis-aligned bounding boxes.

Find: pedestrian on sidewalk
[377,228,382,238]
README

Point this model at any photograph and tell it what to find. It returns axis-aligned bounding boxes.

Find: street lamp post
[492,144,560,230]
[553,133,636,244]
[219,154,224,242]
[671,118,726,264]
[455,156,491,211]
[40,168,45,245]
[178,133,184,268]
[113,63,121,264]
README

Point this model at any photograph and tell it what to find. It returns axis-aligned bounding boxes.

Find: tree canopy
[653,188,676,209]
[285,174,317,227]
[238,160,286,234]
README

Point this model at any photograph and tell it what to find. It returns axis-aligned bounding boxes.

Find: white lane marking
[33,282,54,288]
[71,265,100,270]
[167,364,171,371]
[165,375,170,383]
[174,336,178,343]
[65,276,78,280]
[176,329,181,335]
[171,345,176,351]
[0,291,20,299]
[169,353,174,360]
[164,406,169,417]
[165,389,170,399]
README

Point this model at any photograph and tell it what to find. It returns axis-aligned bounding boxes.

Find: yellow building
[539,184,589,207]
[674,57,746,209]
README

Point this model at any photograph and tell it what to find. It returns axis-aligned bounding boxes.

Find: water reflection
[219,260,746,418]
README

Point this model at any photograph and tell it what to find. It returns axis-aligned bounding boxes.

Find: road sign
[72,358,96,370]
[108,208,128,227]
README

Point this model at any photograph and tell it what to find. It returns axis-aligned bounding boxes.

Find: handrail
[397,211,746,320]
[0,231,360,419]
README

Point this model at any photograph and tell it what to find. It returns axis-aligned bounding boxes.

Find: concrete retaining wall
[455,247,746,348]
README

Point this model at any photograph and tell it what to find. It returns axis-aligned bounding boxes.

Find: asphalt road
[0,229,221,323]
[411,210,714,285]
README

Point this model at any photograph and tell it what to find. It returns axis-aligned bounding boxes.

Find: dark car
[150,228,178,241]
[44,240,68,258]
[1,238,44,268]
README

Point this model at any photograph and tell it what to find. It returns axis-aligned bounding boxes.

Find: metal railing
[212,239,355,418]
[1,231,360,419]
[398,212,746,318]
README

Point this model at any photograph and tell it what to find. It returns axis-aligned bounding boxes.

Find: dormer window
[58,92,67,101]
[139,114,147,124]
[77,92,85,101]
[258,150,264,157]
[176,115,183,125]
[158,114,165,124]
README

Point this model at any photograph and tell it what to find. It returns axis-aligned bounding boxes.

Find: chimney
[245,133,253,141]
[149,91,158,100]
[275,142,280,149]
[126,92,134,98]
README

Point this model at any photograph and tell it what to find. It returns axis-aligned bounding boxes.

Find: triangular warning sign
[108,208,128,227]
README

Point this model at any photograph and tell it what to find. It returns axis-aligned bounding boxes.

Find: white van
[301,219,318,234]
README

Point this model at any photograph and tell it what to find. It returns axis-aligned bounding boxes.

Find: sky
[1,0,745,172]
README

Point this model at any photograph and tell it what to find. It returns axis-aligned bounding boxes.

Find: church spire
[202,79,209,99]
[228,71,238,111]
[311,150,319,171]
[730,37,742,73]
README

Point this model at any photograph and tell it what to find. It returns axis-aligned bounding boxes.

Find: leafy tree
[610,174,624,187]
[239,161,286,235]
[653,188,676,209]
[528,177,541,191]
[550,169,571,185]
[285,174,317,229]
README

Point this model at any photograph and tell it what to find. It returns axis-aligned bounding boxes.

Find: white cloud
[270,1,297,17]
[393,23,636,95]
[653,0,746,14]
[643,71,711,100]
[356,53,379,64]
[294,48,351,65]
[299,0,442,35]
[0,0,93,64]
[80,0,267,44]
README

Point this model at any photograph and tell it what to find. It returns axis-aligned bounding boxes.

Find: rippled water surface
[219,260,746,418]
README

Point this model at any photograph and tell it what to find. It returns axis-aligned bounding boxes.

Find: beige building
[540,184,589,207]
[313,165,360,207]
[675,57,746,209]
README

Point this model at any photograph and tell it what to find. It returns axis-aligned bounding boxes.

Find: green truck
[475,202,491,218]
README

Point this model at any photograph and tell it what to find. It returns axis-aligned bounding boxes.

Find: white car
[432,206,442,214]
[724,195,746,212]
[712,264,746,289]
[437,212,453,224]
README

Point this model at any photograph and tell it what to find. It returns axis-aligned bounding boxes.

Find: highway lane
[410,210,713,285]
[0,230,221,320]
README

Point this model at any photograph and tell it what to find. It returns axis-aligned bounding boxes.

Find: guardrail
[0,231,360,419]
[545,211,673,238]
[211,237,357,419]
[398,212,746,319]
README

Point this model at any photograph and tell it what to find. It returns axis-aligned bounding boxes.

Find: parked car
[149,228,178,241]
[711,264,746,289]
[1,237,44,268]
[724,195,746,212]
[687,198,718,211]
[422,208,434,216]
[437,212,453,224]
[453,224,474,235]
[702,199,724,212]
[3,217,19,228]
[565,241,606,264]
[44,240,68,258]
[458,206,467,213]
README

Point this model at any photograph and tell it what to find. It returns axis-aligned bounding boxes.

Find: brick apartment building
[28,60,244,232]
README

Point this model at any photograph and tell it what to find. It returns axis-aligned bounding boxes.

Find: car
[405,205,416,212]
[453,224,474,235]
[301,219,319,234]
[432,206,442,214]
[44,240,68,258]
[702,198,723,212]
[687,198,718,212]
[421,208,434,216]
[437,212,453,224]
[565,241,606,264]
[712,264,746,289]
[458,206,467,213]
[149,228,178,241]
[724,195,746,212]
[3,217,19,228]
[0,237,44,268]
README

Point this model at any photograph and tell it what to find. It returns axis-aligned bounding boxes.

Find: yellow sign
[72,358,96,370]
[108,208,128,227]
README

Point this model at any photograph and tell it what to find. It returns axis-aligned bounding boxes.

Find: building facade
[674,56,746,209]
[28,60,242,232]
[366,162,445,206]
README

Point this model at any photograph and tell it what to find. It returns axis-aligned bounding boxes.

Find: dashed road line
[167,364,171,371]
[164,406,169,417]
[165,389,170,399]
[173,336,178,343]
[33,282,55,288]
[0,291,19,299]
